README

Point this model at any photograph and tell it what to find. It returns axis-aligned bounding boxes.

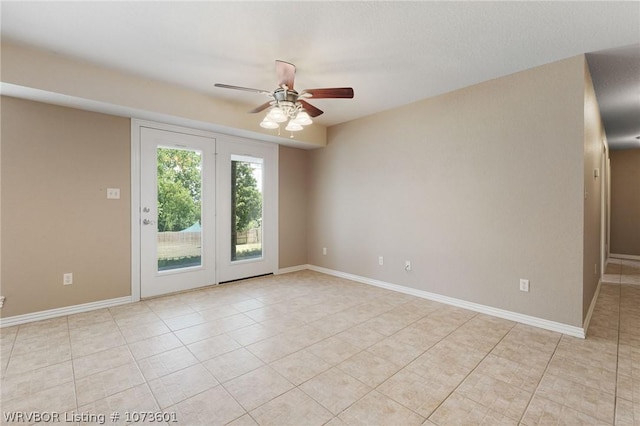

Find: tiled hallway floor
[1,262,639,425]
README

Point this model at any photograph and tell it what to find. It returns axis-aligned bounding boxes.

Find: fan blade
[214,83,272,96]
[299,100,324,117]
[276,60,296,90]
[302,87,354,99]
[249,101,273,114]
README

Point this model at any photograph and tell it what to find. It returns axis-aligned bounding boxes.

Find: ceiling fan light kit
[266,106,288,123]
[215,60,354,137]
[257,93,314,133]
[259,118,279,129]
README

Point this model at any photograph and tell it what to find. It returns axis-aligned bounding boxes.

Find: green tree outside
[156,150,262,236]
[233,161,262,232]
[157,148,202,232]
[231,160,263,260]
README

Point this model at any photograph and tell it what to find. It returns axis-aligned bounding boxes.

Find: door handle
[142,219,156,225]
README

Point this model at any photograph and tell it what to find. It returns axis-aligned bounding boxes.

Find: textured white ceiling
[1,1,639,148]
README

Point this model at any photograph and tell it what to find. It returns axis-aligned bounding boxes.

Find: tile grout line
[215,279,379,424]
[7,269,637,424]
[334,310,485,422]
[116,299,246,422]
[417,312,487,422]
[248,297,455,423]
[1,325,18,381]
[612,280,622,425]
[516,324,563,425]
[65,314,81,415]
[424,318,519,423]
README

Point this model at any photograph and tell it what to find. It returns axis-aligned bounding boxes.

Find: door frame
[139,126,216,298]
[215,134,279,283]
[601,139,611,273]
[131,119,279,301]
[131,120,219,301]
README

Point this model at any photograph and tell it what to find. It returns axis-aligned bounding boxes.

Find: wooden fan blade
[299,100,324,117]
[249,101,273,114]
[302,87,354,99]
[214,83,272,96]
[276,60,296,90]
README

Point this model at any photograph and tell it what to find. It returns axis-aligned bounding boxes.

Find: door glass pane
[231,156,263,261]
[156,147,202,271]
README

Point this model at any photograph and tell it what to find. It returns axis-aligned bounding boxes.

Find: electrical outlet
[0,296,5,308]
[519,279,529,292]
[322,247,327,256]
[378,256,384,266]
[63,273,73,285]
[106,188,120,199]
[405,260,411,272]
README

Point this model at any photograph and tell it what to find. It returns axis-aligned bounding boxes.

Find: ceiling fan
[215,60,354,132]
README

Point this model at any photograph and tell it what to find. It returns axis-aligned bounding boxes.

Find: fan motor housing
[274,88,299,103]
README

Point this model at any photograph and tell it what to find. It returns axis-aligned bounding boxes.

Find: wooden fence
[235,228,261,245]
[157,228,260,246]
[157,231,201,244]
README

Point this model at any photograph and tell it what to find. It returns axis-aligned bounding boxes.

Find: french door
[140,127,216,298]
[136,123,278,299]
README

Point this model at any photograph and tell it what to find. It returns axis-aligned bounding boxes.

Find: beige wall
[278,147,309,268]
[0,96,310,318]
[582,62,607,318]
[1,96,132,317]
[1,54,610,328]
[610,149,640,256]
[1,42,326,149]
[309,56,587,326]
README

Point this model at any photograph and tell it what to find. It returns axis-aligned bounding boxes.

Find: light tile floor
[1,261,639,425]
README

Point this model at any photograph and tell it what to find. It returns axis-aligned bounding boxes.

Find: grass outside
[157,241,262,270]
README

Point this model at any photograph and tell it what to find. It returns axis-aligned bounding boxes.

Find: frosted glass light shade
[285,121,303,131]
[293,110,312,125]
[267,107,287,123]
[260,118,279,129]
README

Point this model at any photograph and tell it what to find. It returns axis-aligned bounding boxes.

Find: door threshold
[218,273,274,285]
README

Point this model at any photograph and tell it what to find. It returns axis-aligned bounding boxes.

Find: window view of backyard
[156,148,203,271]
[231,158,263,261]
[155,149,263,271]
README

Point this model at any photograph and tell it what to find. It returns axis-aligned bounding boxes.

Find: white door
[140,127,216,298]
[216,136,278,283]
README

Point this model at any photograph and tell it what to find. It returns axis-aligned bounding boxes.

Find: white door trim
[131,119,221,301]
[140,127,216,297]
[600,140,607,275]
[215,134,279,283]
[131,119,279,300]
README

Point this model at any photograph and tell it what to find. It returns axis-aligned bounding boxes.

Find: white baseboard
[303,265,585,339]
[582,279,601,332]
[7,265,588,336]
[277,264,311,275]
[610,253,640,261]
[0,296,132,328]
